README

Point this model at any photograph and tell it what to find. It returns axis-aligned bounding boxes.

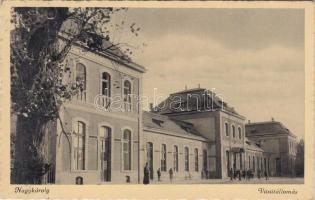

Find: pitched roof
[245,139,264,152]
[153,88,241,116]
[245,121,296,138]
[59,19,146,73]
[142,111,207,141]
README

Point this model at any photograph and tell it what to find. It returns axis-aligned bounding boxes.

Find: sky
[111,8,305,139]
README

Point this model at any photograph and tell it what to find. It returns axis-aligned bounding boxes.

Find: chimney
[185,85,187,90]
[271,117,274,122]
[198,83,200,88]
[248,120,251,124]
[149,103,154,111]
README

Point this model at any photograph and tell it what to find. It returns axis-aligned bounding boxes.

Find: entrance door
[100,126,111,182]
[146,142,154,180]
[276,158,281,176]
[226,151,230,176]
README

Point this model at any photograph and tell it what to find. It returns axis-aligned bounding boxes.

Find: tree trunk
[12,116,55,184]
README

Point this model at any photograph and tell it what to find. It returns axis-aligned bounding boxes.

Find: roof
[59,19,146,73]
[142,111,207,141]
[245,121,296,138]
[153,88,242,117]
[245,139,264,152]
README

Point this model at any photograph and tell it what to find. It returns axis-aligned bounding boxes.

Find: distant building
[245,120,297,177]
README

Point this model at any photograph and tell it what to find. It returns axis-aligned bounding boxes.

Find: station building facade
[12,33,298,184]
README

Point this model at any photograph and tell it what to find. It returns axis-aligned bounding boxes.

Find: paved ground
[149,177,304,184]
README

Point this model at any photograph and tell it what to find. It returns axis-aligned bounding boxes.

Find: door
[100,126,111,182]
[276,158,281,176]
[146,142,154,180]
[226,151,230,176]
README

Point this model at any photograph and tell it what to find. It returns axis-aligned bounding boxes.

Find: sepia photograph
[8,6,306,186]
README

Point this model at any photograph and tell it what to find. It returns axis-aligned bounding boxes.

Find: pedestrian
[169,168,174,183]
[143,162,150,185]
[264,170,269,180]
[229,168,233,180]
[247,169,251,181]
[157,168,161,181]
[238,170,241,181]
[201,169,204,179]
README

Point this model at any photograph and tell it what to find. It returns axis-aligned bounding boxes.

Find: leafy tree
[10,7,141,184]
[295,139,304,177]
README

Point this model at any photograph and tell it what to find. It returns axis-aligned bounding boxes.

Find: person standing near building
[264,170,269,180]
[169,168,174,183]
[157,168,161,182]
[143,162,150,185]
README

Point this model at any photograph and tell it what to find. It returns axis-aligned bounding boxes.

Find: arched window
[73,121,86,170]
[248,156,251,169]
[253,156,256,172]
[76,63,86,101]
[161,144,167,171]
[123,80,132,112]
[225,123,229,136]
[122,129,132,170]
[184,147,189,171]
[203,150,208,172]
[232,125,235,138]
[100,126,112,182]
[173,145,178,172]
[194,148,199,172]
[238,127,242,139]
[101,72,111,96]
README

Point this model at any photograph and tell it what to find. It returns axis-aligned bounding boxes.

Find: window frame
[184,146,190,172]
[122,77,133,112]
[161,144,167,172]
[238,126,242,139]
[101,71,111,97]
[72,118,89,172]
[121,128,133,171]
[173,145,179,172]
[75,63,87,101]
[232,125,236,138]
[225,122,229,136]
[194,148,199,172]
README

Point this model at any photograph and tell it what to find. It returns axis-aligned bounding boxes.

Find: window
[184,147,189,171]
[73,121,86,170]
[123,80,132,112]
[99,72,111,108]
[194,148,199,172]
[173,145,178,172]
[76,63,86,101]
[238,127,242,139]
[161,144,167,171]
[203,150,208,171]
[232,125,235,138]
[101,72,111,96]
[225,123,229,136]
[122,129,132,170]
[253,156,256,171]
[248,156,251,169]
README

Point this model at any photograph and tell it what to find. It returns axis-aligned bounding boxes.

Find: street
[150,177,304,184]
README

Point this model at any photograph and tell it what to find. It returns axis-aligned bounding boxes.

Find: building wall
[219,111,246,178]
[55,46,143,184]
[142,129,211,182]
[244,150,264,176]
[246,134,297,177]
